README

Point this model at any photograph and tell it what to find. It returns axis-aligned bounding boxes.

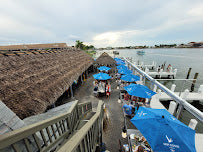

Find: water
[117,48,203,92]
[102,48,203,133]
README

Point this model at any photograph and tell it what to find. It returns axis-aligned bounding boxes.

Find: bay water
[105,48,203,133]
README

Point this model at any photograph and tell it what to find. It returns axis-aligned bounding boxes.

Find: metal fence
[0,101,93,152]
[124,58,203,122]
[58,100,104,152]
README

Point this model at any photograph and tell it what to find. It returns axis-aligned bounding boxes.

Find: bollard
[198,85,203,94]
[145,67,149,73]
[168,101,177,115]
[174,69,177,78]
[160,69,163,78]
[153,85,157,92]
[171,84,176,92]
[156,89,161,99]
[182,89,189,99]
[188,119,198,130]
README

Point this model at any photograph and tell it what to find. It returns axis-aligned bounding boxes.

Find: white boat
[137,50,145,55]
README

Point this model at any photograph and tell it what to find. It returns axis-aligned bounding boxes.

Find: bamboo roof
[95,52,116,67]
[0,48,93,119]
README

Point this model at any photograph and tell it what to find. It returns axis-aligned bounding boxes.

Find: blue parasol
[131,107,196,152]
[97,66,111,71]
[120,74,140,82]
[116,60,125,65]
[116,65,128,70]
[123,84,156,98]
[118,69,133,75]
[93,72,111,80]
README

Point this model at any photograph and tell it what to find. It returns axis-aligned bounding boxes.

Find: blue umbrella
[131,107,196,152]
[120,74,140,82]
[93,72,111,80]
[118,69,133,75]
[123,84,156,98]
[116,65,128,70]
[97,66,111,71]
[114,57,123,61]
[116,60,125,65]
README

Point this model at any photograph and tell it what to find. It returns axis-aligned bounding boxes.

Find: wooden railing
[58,100,104,152]
[0,101,93,152]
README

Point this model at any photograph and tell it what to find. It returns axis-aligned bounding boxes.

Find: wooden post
[176,104,183,119]
[143,76,145,85]
[190,73,199,92]
[186,68,192,79]
[81,75,83,84]
[70,85,74,98]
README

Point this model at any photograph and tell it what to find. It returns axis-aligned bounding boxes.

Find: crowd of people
[157,64,172,72]
[93,80,111,99]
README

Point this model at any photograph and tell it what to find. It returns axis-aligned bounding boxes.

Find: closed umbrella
[123,84,156,98]
[120,74,140,82]
[93,72,111,80]
[131,107,196,152]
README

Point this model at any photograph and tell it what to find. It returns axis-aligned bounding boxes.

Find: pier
[124,57,203,152]
[144,67,177,79]
[135,61,156,70]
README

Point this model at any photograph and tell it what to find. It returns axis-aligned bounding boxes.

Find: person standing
[106,83,111,100]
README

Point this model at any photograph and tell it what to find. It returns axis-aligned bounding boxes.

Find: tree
[75,40,85,49]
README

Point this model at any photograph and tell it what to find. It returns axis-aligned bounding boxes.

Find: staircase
[0,100,104,152]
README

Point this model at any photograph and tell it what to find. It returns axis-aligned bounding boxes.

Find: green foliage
[75,40,95,50]
[154,44,177,48]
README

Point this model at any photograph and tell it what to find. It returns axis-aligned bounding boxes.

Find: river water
[102,48,203,133]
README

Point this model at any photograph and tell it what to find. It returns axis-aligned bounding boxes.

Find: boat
[137,50,145,55]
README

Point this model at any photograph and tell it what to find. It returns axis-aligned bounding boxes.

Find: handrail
[58,100,104,152]
[124,58,203,122]
[0,100,93,152]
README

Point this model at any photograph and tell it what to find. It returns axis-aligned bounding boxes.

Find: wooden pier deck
[158,92,203,101]
[146,71,177,79]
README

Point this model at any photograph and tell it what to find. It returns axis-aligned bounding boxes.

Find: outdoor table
[123,129,152,152]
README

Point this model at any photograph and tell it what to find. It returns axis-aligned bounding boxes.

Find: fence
[0,101,93,152]
[58,100,104,152]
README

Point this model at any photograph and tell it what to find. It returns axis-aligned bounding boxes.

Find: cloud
[188,4,203,17]
[0,0,202,46]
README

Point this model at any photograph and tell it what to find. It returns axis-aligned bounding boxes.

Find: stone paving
[73,72,136,152]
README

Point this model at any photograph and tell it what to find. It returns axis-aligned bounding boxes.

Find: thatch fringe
[0,48,93,119]
[95,52,116,67]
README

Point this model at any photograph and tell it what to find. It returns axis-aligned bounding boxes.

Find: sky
[0,0,203,47]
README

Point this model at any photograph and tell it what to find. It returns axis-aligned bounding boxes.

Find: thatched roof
[0,48,93,119]
[95,52,116,67]
[0,43,67,50]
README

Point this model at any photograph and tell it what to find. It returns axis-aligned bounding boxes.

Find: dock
[145,67,177,79]
[157,91,203,102]
[134,61,156,70]
[124,57,203,152]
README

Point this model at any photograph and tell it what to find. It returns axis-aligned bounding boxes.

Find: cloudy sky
[0,0,203,47]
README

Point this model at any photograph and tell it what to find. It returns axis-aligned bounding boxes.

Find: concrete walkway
[73,72,136,152]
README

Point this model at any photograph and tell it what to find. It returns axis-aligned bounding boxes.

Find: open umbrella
[118,69,133,75]
[97,66,111,71]
[120,74,140,82]
[114,57,123,61]
[116,65,128,70]
[93,72,111,80]
[131,107,196,152]
[116,60,125,65]
[123,84,156,98]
